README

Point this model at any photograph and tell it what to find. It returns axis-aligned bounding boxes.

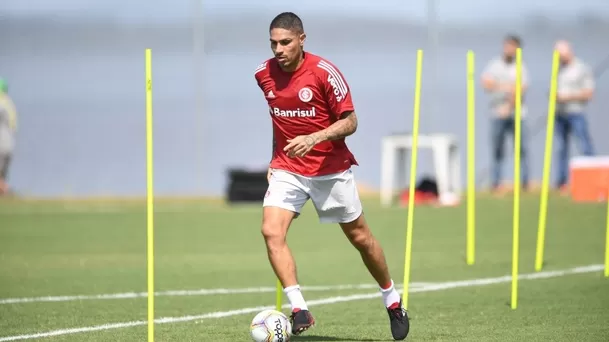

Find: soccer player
[254,12,409,340]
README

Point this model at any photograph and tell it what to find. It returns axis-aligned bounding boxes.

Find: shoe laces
[389,306,406,320]
[290,310,302,321]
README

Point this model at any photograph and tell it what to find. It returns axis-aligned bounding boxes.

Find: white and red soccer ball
[250,309,292,342]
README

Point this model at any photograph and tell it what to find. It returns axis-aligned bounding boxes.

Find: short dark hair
[269,12,304,34]
[505,34,522,47]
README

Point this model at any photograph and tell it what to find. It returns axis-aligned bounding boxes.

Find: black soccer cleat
[290,309,315,335]
[386,300,410,340]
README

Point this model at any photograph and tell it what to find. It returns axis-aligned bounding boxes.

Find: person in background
[0,78,17,196]
[553,40,595,192]
[481,35,531,194]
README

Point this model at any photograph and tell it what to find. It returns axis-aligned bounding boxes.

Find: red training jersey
[254,52,358,177]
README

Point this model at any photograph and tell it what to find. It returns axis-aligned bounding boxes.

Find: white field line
[0,264,603,342]
[0,283,435,305]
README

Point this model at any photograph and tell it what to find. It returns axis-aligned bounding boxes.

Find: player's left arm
[507,64,529,106]
[310,110,357,143]
[557,65,595,103]
[284,111,358,158]
[520,64,529,93]
[312,61,357,142]
[573,65,595,101]
[284,61,357,157]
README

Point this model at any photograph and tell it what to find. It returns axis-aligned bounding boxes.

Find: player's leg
[519,118,530,190]
[554,115,570,189]
[261,206,299,293]
[261,169,314,334]
[340,214,408,340]
[491,118,508,192]
[570,114,594,156]
[310,169,409,340]
[339,214,392,294]
[0,153,10,195]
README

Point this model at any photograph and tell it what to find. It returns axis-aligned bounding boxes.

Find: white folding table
[380,133,462,206]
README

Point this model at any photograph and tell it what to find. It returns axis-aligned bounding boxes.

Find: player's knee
[261,206,293,245]
[350,231,372,250]
[341,218,373,250]
[261,214,291,247]
[261,221,285,244]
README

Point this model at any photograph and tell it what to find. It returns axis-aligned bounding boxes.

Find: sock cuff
[283,284,300,293]
[380,280,394,292]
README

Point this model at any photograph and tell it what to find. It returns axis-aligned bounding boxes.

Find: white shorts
[263,168,363,224]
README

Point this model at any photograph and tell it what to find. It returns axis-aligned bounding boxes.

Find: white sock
[284,285,308,311]
[380,280,401,308]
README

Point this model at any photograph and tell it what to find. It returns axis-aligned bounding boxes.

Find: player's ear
[299,33,306,47]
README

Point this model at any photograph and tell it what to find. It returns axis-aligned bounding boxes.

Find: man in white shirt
[553,40,595,191]
[481,35,530,193]
[0,78,17,196]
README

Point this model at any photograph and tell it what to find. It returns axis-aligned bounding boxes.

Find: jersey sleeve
[521,63,530,87]
[482,58,499,79]
[316,60,355,118]
[580,64,595,90]
[254,61,268,92]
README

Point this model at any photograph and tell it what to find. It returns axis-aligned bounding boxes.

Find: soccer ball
[250,309,292,342]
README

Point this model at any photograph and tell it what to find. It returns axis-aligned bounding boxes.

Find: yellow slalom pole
[145,48,155,342]
[511,48,522,310]
[276,279,282,311]
[466,50,476,266]
[605,190,609,277]
[402,49,423,310]
[535,50,560,272]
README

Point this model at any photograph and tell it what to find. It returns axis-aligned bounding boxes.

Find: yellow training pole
[535,50,560,272]
[276,279,282,311]
[605,189,609,277]
[511,48,522,310]
[466,50,476,265]
[402,49,423,310]
[145,48,155,342]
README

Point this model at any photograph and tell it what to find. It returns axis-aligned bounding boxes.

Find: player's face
[270,28,305,70]
[555,41,573,64]
[502,41,518,62]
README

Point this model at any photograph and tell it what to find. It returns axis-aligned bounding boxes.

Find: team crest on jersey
[298,87,313,103]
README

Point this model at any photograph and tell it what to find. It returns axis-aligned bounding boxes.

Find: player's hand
[496,103,511,118]
[556,92,571,103]
[284,135,318,158]
[499,83,513,93]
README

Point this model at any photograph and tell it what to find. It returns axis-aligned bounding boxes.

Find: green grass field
[1,194,608,341]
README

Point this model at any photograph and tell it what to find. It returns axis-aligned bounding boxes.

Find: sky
[1,0,608,24]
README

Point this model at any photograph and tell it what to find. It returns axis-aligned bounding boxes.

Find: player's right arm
[572,63,595,102]
[481,59,500,92]
[254,60,274,182]
[481,59,512,93]
[267,137,275,182]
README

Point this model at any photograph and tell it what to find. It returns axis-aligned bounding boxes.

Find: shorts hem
[262,202,302,216]
[318,207,363,224]
[270,166,354,179]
